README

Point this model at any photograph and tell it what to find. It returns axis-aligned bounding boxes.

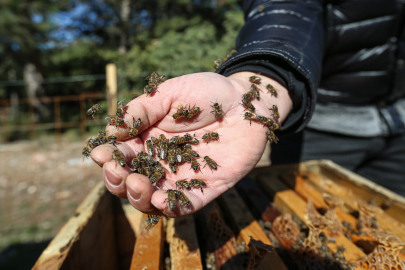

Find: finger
[91,139,143,166]
[106,77,177,140]
[126,173,161,215]
[103,160,131,198]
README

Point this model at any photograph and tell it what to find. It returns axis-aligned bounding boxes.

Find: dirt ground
[0,140,103,269]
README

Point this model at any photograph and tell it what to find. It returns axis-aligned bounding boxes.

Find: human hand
[91,71,292,217]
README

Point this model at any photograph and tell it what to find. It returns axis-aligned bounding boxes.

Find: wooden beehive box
[32,160,405,270]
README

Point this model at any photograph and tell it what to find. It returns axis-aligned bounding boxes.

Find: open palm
[91,72,286,217]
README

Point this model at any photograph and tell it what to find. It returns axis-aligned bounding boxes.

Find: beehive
[32,160,405,270]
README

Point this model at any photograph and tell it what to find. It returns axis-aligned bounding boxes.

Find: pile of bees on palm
[83,64,281,229]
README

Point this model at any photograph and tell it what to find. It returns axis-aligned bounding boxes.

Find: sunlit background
[0,1,243,268]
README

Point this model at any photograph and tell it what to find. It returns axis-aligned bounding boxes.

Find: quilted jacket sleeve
[216,0,325,134]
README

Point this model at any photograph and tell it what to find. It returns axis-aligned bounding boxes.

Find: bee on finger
[175,179,191,190]
[269,105,280,120]
[266,130,279,144]
[165,189,177,211]
[116,99,128,117]
[106,135,117,146]
[190,179,207,193]
[106,115,125,127]
[190,158,202,173]
[96,129,107,143]
[186,104,201,119]
[249,75,261,84]
[173,190,190,206]
[241,99,256,112]
[214,59,222,69]
[167,148,177,172]
[159,140,168,160]
[146,140,154,156]
[82,145,92,159]
[202,131,220,144]
[86,99,102,119]
[184,144,199,157]
[250,84,261,99]
[173,104,188,120]
[210,101,223,119]
[150,170,164,185]
[181,152,193,162]
[129,117,142,137]
[130,157,140,171]
[145,215,160,230]
[112,150,126,167]
[203,156,218,172]
[151,136,161,156]
[266,84,277,97]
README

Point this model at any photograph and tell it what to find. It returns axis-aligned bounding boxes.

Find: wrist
[227,71,293,124]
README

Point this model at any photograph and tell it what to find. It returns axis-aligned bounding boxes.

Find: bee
[173,190,190,206]
[190,136,199,144]
[249,75,261,84]
[116,99,128,117]
[130,157,140,171]
[250,84,261,98]
[266,84,277,97]
[86,138,99,149]
[186,105,201,119]
[258,5,264,12]
[203,156,218,172]
[214,59,222,69]
[146,140,154,156]
[82,145,92,159]
[169,163,178,174]
[112,150,126,167]
[210,102,223,119]
[143,85,155,96]
[184,144,199,157]
[167,148,176,166]
[106,135,117,146]
[244,111,258,125]
[129,117,142,137]
[173,104,188,120]
[242,91,255,101]
[146,71,165,84]
[143,154,159,167]
[145,215,160,230]
[106,115,125,127]
[181,152,193,162]
[202,131,220,144]
[269,105,280,120]
[242,99,255,112]
[223,54,231,62]
[175,147,183,163]
[150,170,164,185]
[266,130,279,144]
[86,100,102,119]
[160,140,168,160]
[190,179,206,193]
[175,179,191,190]
[136,167,152,177]
[165,189,177,211]
[169,136,181,145]
[159,134,167,142]
[96,129,107,141]
[190,158,201,173]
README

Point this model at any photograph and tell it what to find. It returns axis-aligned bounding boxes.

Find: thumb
[106,77,176,140]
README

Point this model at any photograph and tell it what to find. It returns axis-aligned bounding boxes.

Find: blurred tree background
[0,0,244,141]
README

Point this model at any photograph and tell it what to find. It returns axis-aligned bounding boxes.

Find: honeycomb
[323,193,345,236]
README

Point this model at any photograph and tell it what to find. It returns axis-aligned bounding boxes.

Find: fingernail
[128,186,142,201]
[105,169,122,186]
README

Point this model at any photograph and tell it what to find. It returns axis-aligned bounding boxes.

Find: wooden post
[106,64,117,116]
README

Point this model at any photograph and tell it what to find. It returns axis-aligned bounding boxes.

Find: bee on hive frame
[129,117,142,137]
[86,99,102,119]
[112,150,126,168]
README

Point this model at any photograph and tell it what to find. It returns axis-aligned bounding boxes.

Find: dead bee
[269,105,280,120]
[202,131,220,144]
[173,104,188,120]
[165,189,177,211]
[86,100,102,119]
[250,84,261,98]
[203,156,218,172]
[145,215,160,230]
[106,135,117,146]
[186,105,201,119]
[167,148,176,166]
[242,99,255,112]
[258,5,264,12]
[244,111,258,125]
[173,190,190,206]
[266,84,277,97]
[130,157,140,171]
[190,179,206,193]
[129,117,142,137]
[266,130,279,144]
[106,115,125,127]
[210,102,223,119]
[116,99,128,117]
[175,147,183,163]
[190,158,202,173]
[146,140,154,156]
[242,91,255,101]
[214,59,222,69]
[150,170,164,185]
[112,150,126,167]
[175,179,190,190]
[249,75,261,84]
[160,140,168,160]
